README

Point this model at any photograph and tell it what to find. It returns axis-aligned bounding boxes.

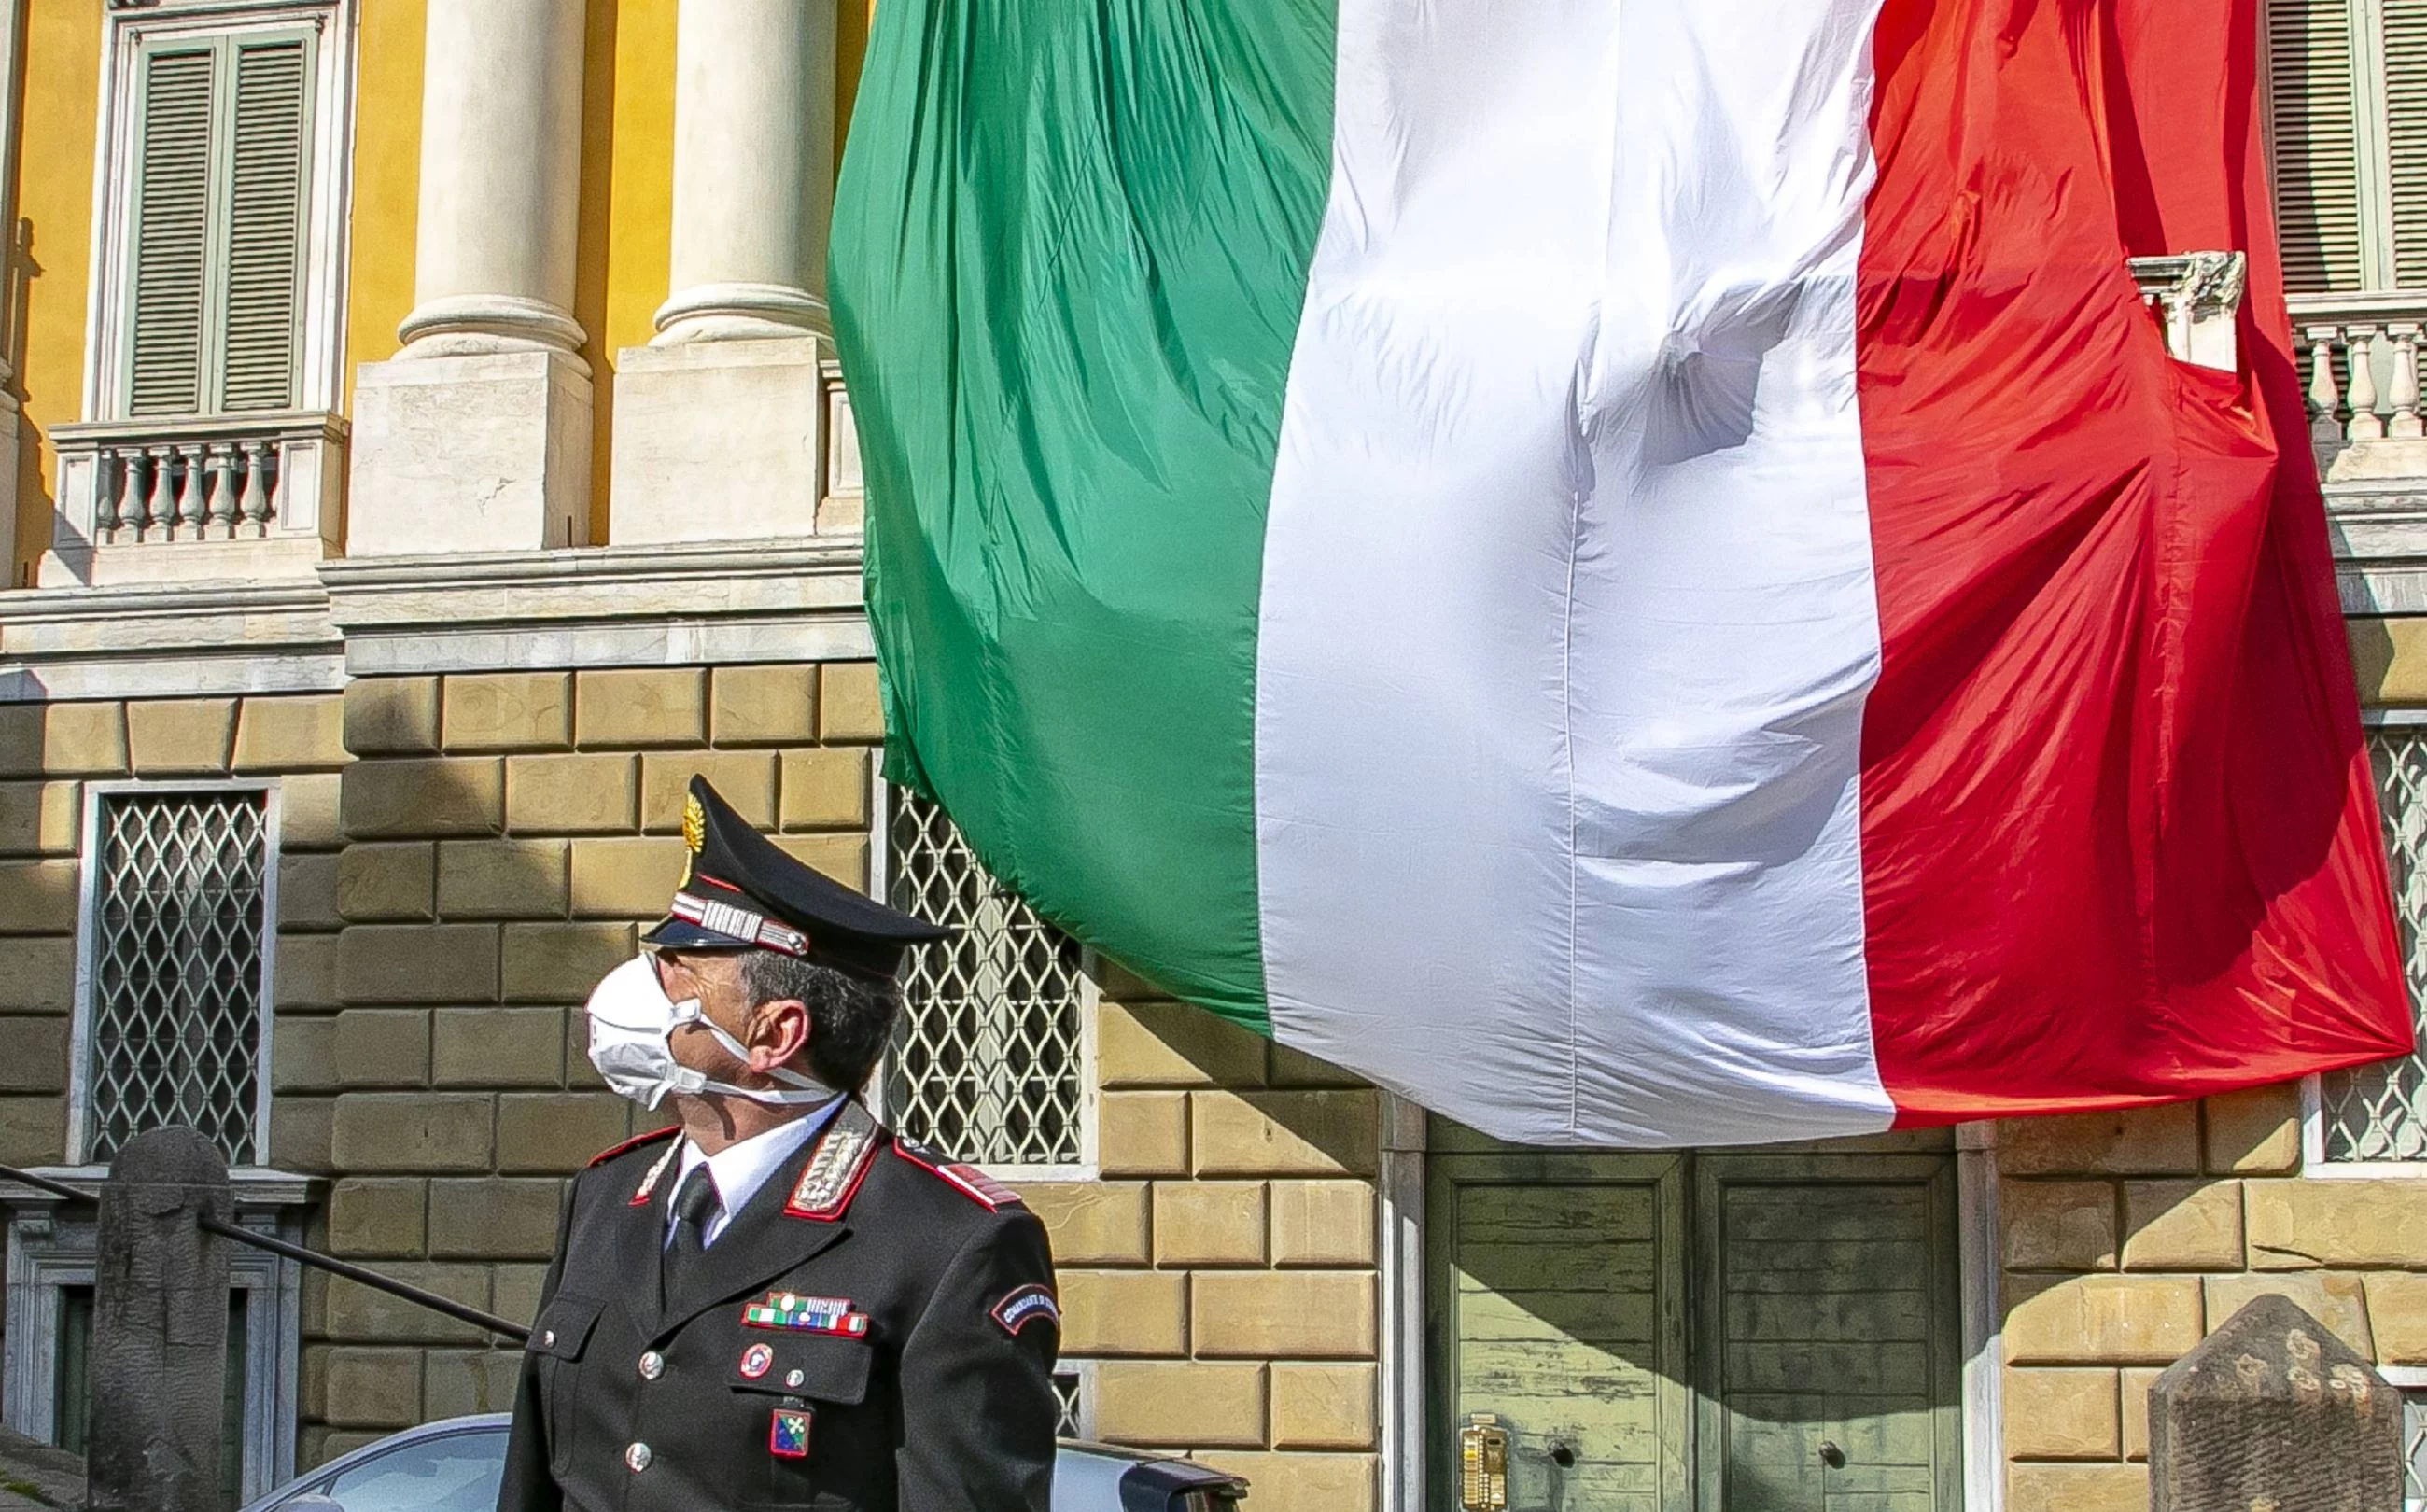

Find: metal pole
[195,1214,530,1343]
[0,1160,531,1344]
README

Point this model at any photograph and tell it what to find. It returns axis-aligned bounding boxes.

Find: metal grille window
[1052,1369,1091,1440]
[72,786,274,1166]
[2408,1385,2427,1512]
[2397,1388,2417,1512]
[2318,734,2427,1161]
[882,791,1090,1171]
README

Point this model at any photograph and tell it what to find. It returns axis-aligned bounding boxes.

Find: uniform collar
[669,1098,845,1243]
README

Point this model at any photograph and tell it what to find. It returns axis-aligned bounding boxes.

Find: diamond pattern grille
[84,791,269,1165]
[2408,1387,2427,1511]
[884,792,1085,1168]
[1052,1370,1087,1440]
[2323,735,2427,1160]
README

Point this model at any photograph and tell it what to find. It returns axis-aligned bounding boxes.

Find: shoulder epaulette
[891,1139,1024,1211]
[586,1125,680,1169]
[783,1101,884,1222]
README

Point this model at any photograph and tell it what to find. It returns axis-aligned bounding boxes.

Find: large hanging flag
[831,0,2417,1144]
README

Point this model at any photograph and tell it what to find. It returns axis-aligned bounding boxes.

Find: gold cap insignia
[682,793,706,853]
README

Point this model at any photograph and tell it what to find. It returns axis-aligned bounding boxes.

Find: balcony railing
[41,412,346,588]
[2289,292,2427,483]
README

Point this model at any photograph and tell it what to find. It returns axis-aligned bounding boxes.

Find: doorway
[1427,1141,1961,1511]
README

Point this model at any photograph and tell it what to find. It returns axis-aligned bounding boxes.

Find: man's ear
[747,998,812,1072]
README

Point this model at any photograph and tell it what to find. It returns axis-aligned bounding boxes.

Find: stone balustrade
[41,413,346,588]
[2289,291,2427,483]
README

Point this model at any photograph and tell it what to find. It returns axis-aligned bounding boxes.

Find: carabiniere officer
[498,776,1062,1512]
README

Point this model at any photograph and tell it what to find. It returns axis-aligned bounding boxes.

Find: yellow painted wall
[7,0,868,575]
[12,0,100,587]
[344,0,425,385]
[577,0,676,545]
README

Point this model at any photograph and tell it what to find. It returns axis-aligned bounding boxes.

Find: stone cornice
[2330,483,2427,614]
[318,536,873,676]
[0,577,342,701]
[16,495,2427,700]
[0,537,875,698]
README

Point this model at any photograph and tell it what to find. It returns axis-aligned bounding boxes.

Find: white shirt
[666,1098,845,1250]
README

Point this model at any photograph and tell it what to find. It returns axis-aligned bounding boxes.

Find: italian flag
[831,0,2416,1144]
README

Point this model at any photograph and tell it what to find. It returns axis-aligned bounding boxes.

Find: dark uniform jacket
[498,1101,1060,1512]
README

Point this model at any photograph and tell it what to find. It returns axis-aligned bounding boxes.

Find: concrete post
[85,1127,231,1512]
[2148,1292,2405,1512]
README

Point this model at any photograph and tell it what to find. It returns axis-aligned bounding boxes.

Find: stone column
[609,0,844,546]
[655,0,836,343]
[348,0,593,555]
[400,0,587,356]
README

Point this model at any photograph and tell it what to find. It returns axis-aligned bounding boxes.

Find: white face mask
[583,955,836,1112]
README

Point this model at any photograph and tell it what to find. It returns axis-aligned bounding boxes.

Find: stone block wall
[307,663,883,1464]
[1026,975,1383,1509]
[1996,1086,2427,1511]
[0,691,348,1370]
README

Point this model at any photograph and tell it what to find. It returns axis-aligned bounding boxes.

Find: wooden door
[1430,1137,1960,1512]
[1429,1150,1691,1512]
[1692,1156,1962,1512]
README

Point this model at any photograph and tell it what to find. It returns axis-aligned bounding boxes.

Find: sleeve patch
[990,1283,1059,1336]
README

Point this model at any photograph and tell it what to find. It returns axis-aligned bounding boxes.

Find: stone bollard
[85,1127,232,1512]
[2148,1292,2404,1511]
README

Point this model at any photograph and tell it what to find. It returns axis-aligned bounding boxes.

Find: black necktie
[663,1165,720,1307]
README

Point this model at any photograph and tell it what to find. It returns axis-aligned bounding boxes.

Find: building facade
[0,3,2420,1510]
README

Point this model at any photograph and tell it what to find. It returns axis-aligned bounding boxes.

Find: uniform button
[785,1369,805,1389]
[625,1443,652,1474]
[638,1351,665,1380]
[540,1330,556,1348]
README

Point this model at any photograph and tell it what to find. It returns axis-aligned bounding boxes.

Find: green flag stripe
[831,0,1338,1028]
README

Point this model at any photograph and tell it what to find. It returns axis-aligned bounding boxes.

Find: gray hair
[737,949,902,1093]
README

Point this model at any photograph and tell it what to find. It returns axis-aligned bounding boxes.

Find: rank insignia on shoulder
[768,1407,812,1460]
[891,1140,1023,1211]
[990,1282,1059,1336]
[744,1291,870,1337]
[782,1102,881,1222]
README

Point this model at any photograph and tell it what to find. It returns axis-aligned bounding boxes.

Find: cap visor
[640,917,758,952]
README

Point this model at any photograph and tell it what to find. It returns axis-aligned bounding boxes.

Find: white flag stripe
[1252,0,1896,1144]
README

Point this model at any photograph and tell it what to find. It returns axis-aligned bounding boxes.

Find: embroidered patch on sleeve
[990,1283,1059,1336]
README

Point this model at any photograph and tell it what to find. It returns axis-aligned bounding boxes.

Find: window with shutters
[2268,0,2427,292]
[88,5,352,423]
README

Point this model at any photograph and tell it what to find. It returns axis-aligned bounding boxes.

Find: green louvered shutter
[2387,0,2427,286]
[122,30,312,418]
[2270,0,2368,292]
[126,45,215,415]
[220,37,309,412]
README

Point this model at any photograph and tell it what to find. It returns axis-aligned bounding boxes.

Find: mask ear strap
[698,1017,837,1099]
